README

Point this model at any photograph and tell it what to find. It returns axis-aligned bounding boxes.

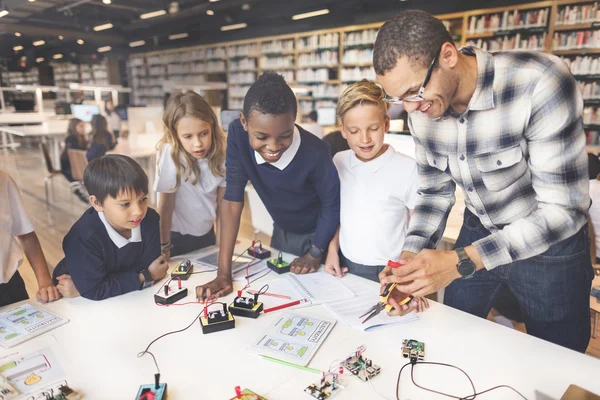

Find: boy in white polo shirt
[325,80,426,312]
[0,170,60,307]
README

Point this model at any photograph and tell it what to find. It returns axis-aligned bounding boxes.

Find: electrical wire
[394,360,528,400]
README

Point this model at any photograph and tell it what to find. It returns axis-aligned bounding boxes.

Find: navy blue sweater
[224,119,340,249]
[53,207,161,300]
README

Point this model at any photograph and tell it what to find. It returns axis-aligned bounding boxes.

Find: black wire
[394,361,528,400]
[257,283,269,296]
[247,269,271,285]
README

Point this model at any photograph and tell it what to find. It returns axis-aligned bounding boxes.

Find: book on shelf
[467,8,548,34]
[556,3,600,25]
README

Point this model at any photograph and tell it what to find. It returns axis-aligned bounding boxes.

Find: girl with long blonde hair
[154,91,226,257]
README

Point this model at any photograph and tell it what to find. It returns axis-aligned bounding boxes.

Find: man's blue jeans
[445,208,594,352]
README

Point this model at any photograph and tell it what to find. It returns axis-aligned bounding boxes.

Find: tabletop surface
[2,243,598,400]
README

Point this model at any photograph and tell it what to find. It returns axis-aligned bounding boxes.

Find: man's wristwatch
[456,248,476,279]
[140,269,154,289]
[308,245,324,259]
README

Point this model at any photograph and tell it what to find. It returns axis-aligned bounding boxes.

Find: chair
[67,149,88,203]
[40,142,62,206]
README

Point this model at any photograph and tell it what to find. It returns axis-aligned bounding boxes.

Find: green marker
[262,356,321,374]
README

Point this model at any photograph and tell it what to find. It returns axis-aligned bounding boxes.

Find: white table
[6,244,599,400]
[0,121,69,170]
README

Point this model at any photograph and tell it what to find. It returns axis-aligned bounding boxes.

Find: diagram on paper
[279,316,331,343]
[0,304,63,347]
[259,337,308,358]
[0,348,65,394]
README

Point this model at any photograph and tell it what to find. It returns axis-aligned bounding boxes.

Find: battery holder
[229,290,263,319]
[267,253,290,274]
[199,303,235,334]
[154,283,188,305]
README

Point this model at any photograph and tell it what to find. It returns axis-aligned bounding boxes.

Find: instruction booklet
[0,301,69,349]
[248,312,336,366]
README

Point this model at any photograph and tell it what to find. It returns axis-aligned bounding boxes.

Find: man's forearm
[16,232,52,283]
[217,200,244,277]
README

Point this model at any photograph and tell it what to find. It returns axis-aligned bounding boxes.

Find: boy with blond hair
[325,79,427,314]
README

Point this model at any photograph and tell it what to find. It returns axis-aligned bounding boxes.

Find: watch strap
[456,247,469,262]
[141,269,153,289]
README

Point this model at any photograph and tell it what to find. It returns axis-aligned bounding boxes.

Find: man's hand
[381,249,461,297]
[324,251,347,278]
[55,274,80,298]
[148,254,168,281]
[378,251,416,284]
[291,252,321,274]
[387,285,430,316]
[161,248,171,261]
[196,275,233,301]
[36,277,60,303]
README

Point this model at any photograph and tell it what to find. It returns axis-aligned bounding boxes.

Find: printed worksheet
[248,313,336,366]
[0,302,68,349]
[0,348,65,395]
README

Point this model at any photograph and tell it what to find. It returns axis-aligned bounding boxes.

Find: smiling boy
[196,72,340,299]
[52,155,168,300]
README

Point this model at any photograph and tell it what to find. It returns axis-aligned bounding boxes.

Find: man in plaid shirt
[375,10,594,352]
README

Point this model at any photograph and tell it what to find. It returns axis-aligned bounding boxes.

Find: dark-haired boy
[53,155,168,301]
[196,72,340,299]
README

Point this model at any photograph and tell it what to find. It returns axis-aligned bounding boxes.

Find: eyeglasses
[383,53,439,104]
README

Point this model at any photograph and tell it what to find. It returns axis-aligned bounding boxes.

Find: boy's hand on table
[196,275,233,300]
[291,253,320,274]
[36,277,61,303]
[55,274,80,298]
[324,251,347,278]
[149,254,168,281]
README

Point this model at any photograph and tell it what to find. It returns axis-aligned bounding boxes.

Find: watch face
[457,260,476,278]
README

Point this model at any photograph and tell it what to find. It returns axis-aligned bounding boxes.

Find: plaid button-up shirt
[403,47,590,269]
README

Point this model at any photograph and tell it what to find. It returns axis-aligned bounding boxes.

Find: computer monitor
[71,104,100,122]
[13,100,35,112]
[317,108,337,126]
[221,110,241,131]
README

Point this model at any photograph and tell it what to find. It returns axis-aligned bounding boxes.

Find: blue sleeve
[86,143,106,161]
[64,234,140,301]
[133,209,161,272]
[310,150,340,250]
[108,131,116,150]
[224,121,249,202]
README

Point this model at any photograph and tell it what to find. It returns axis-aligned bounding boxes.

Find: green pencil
[262,356,321,374]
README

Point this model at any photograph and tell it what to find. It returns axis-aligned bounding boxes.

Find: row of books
[466,33,546,52]
[556,3,600,25]
[578,81,600,99]
[467,8,549,34]
[561,55,600,75]
[553,30,600,50]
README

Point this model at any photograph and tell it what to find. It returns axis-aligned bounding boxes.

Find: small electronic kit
[135,374,166,400]
[248,240,271,260]
[229,386,268,399]
[170,259,193,280]
[154,278,188,305]
[199,302,235,334]
[402,339,425,363]
[267,251,290,274]
[304,372,344,400]
[228,285,268,319]
[343,346,381,381]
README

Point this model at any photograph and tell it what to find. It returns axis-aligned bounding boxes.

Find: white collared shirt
[254,126,301,170]
[334,145,420,266]
[98,211,142,249]
[154,143,226,237]
[0,171,34,284]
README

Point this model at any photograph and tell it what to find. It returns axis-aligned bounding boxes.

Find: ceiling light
[13,46,23,51]
[15,32,21,37]
[102,0,111,3]
[169,1,179,14]
[140,9,166,19]
[220,23,247,31]
[129,40,145,47]
[168,33,188,40]
[242,4,250,10]
[36,57,44,63]
[0,10,9,18]
[206,10,214,15]
[33,40,45,46]
[58,35,64,40]
[77,39,84,45]
[209,0,220,2]
[28,0,36,2]
[93,23,113,31]
[98,46,111,52]
[53,54,63,59]
[292,9,330,20]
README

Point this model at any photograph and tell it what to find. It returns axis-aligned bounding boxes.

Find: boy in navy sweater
[53,155,168,300]
[196,72,340,299]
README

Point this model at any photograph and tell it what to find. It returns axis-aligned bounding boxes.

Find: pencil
[263,299,307,313]
[262,356,321,374]
[247,289,291,299]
